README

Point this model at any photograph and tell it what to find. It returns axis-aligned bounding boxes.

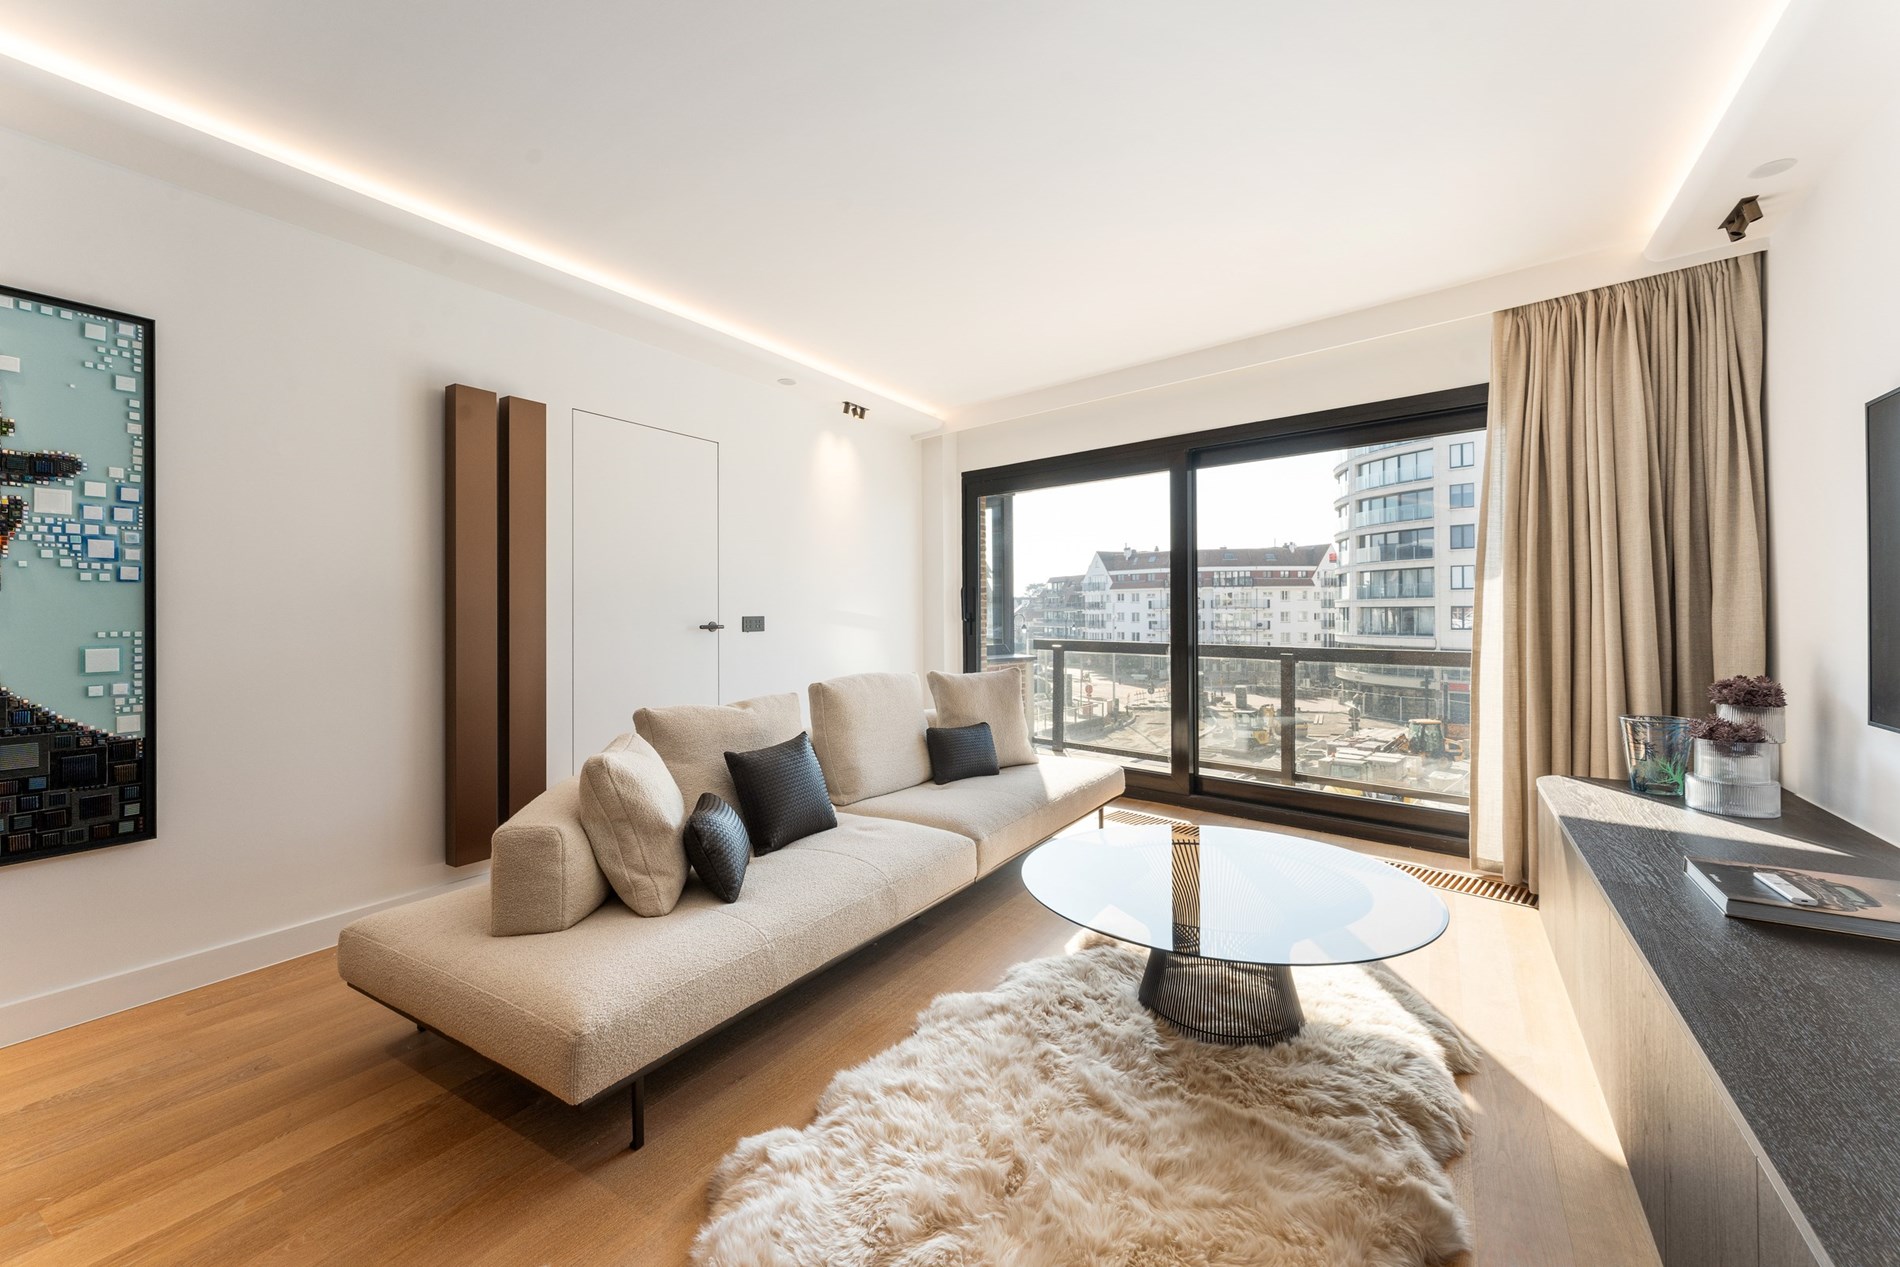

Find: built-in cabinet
[1537,778,1900,1267]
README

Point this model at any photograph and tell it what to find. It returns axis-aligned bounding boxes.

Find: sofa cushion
[339,884,778,1105]
[927,666,1037,767]
[578,733,689,917]
[800,811,977,922]
[682,793,750,903]
[847,754,1124,875]
[926,722,1000,785]
[725,732,837,852]
[721,815,974,983]
[807,671,932,804]
[489,777,611,936]
[336,813,975,1105]
[634,693,803,807]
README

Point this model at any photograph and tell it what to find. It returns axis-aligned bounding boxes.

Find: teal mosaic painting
[0,285,153,865]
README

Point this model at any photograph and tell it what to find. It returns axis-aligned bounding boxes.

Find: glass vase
[1715,703,1786,744]
[1692,738,1780,784]
[1619,716,1693,798]
[1685,773,1782,818]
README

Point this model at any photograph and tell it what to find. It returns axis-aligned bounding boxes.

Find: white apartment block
[1327,432,1486,654]
[1071,545,1335,648]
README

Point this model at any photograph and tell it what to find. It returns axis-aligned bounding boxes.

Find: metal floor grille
[1100,808,1537,908]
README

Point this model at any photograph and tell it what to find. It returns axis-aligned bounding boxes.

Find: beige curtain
[1471,255,1767,887]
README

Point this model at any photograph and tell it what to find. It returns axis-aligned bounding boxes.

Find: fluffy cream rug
[693,936,1478,1267]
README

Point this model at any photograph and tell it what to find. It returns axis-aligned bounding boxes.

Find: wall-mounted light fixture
[1720,195,1764,242]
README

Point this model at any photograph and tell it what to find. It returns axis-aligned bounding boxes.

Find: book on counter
[1686,857,1900,942]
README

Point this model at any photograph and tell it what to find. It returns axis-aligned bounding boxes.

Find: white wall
[1765,90,1900,846]
[0,128,922,1044]
[921,318,1490,668]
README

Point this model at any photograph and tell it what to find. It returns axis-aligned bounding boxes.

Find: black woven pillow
[724,731,838,853]
[927,722,1000,784]
[682,792,751,902]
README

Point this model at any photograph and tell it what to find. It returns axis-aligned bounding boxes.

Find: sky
[1006,449,1345,588]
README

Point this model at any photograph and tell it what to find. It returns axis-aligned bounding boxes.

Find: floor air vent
[1100,808,1536,908]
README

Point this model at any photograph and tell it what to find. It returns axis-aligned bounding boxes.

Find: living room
[2,3,1897,1265]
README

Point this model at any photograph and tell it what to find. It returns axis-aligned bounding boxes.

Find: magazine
[1686,857,1900,942]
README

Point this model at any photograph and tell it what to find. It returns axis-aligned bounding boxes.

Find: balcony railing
[1028,638,1471,808]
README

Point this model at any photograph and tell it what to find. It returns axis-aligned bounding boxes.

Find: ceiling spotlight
[1720,195,1764,243]
[1747,157,1797,179]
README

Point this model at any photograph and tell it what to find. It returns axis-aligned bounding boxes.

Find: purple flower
[1708,675,1786,709]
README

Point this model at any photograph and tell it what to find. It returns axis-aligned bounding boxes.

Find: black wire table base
[1137,949,1305,1046]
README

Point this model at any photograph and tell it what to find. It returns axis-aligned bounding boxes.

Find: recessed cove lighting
[1748,157,1797,179]
[0,31,944,420]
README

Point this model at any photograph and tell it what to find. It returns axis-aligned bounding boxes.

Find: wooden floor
[0,800,1661,1266]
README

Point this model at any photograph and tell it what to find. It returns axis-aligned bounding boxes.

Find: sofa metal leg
[1098,806,1106,828]
[630,1077,646,1151]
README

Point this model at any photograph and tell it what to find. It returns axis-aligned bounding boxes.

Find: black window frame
[960,384,1486,855]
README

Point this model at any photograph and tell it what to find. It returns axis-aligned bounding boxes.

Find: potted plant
[1709,674,1786,743]
[1685,715,1781,819]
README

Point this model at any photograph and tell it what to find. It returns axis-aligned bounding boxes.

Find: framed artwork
[1872,385,1900,733]
[0,284,154,865]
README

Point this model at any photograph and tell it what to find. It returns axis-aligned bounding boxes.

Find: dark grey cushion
[724,732,838,853]
[681,792,750,902]
[926,722,1000,785]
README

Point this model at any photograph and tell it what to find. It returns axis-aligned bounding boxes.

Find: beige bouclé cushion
[633,693,803,806]
[490,777,611,936]
[577,733,690,917]
[927,665,1038,767]
[808,672,932,804]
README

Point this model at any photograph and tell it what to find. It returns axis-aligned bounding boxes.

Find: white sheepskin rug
[693,935,1478,1267]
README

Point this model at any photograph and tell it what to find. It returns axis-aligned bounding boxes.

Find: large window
[963,385,1487,854]
[1357,528,1433,562]
[974,471,1171,773]
[1356,606,1436,637]
[1354,489,1433,527]
[1356,449,1433,489]
[1356,567,1434,599]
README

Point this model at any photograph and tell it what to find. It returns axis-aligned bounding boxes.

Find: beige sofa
[337,670,1123,1147]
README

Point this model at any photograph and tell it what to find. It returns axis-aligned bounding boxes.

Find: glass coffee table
[1021,822,1450,1045]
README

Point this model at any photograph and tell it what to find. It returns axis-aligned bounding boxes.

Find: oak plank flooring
[0,799,1658,1266]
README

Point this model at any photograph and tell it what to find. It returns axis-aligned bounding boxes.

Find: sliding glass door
[1192,433,1479,827]
[963,387,1487,852]
[972,469,1175,775]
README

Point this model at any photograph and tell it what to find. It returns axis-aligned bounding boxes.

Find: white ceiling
[0,0,1820,417]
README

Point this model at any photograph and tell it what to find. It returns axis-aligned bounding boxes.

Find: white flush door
[571,409,720,766]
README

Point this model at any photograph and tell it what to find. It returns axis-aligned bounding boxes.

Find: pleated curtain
[1471,255,1768,887]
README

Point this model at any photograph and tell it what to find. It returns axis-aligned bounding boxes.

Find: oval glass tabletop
[1021,824,1449,966]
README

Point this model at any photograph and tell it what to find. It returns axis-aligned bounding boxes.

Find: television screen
[1871,385,1900,731]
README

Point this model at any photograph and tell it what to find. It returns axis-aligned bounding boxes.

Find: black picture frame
[0,282,157,867]
[1870,385,1900,733]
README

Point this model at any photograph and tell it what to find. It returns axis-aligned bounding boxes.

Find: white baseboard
[0,873,488,1049]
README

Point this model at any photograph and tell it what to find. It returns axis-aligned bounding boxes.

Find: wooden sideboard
[1537,777,1900,1267]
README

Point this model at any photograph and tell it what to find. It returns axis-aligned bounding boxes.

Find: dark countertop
[1539,777,1900,1267]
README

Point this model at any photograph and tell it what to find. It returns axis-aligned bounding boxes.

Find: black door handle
[698,621,725,632]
